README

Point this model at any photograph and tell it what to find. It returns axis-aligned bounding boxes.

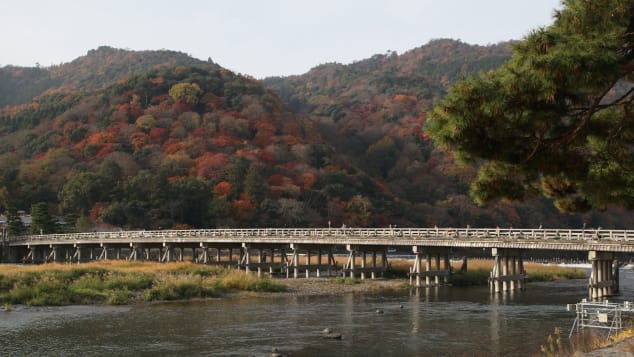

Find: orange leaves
[87,131,116,146]
[267,174,300,197]
[254,121,275,147]
[196,152,228,179]
[213,181,232,197]
[232,194,256,222]
[211,135,239,148]
[162,138,183,155]
[129,132,149,150]
[148,127,168,144]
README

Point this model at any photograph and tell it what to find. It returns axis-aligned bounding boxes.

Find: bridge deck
[6,228,634,253]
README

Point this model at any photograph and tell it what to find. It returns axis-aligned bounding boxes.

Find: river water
[2,268,634,357]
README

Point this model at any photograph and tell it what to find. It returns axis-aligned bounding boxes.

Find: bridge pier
[97,244,109,261]
[198,243,209,264]
[46,244,58,263]
[239,244,289,277]
[409,246,451,287]
[588,251,619,300]
[289,244,337,278]
[343,245,388,280]
[161,244,174,262]
[128,244,139,261]
[489,248,526,293]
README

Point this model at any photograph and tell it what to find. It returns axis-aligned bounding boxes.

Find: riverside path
[3,227,633,299]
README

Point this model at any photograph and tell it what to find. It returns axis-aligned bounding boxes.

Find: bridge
[3,227,634,299]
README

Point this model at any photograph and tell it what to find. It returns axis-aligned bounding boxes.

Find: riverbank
[0,261,287,306]
[0,260,587,307]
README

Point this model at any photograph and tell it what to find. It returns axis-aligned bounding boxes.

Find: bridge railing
[6,227,630,244]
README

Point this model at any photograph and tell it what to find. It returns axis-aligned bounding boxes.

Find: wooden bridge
[3,227,633,299]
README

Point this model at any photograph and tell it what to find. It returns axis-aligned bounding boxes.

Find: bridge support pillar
[25,245,37,263]
[128,244,138,261]
[199,243,209,264]
[489,248,526,293]
[161,244,173,262]
[588,251,619,300]
[410,246,451,287]
[46,244,58,263]
[240,244,251,274]
[289,244,336,278]
[240,244,288,277]
[98,244,109,261]
[344,245,388,280]
[345,248,356,278]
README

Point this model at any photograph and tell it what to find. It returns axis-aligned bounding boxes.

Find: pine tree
[429,0,634,212]
[6,206,25,237]
[30,202,56,234]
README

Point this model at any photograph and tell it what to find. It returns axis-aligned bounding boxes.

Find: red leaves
[196,152,228,179]
[213,181,232,197]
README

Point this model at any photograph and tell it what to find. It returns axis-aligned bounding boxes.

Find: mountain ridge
[1,39,632,231]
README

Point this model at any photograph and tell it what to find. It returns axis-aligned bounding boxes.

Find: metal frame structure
[568,299,634,339]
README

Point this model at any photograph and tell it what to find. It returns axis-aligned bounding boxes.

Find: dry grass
[0,261,285,306]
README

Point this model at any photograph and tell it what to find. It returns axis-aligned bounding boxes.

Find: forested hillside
[1,40,632,233]
[263,39,634,229]
[0,46,217,107]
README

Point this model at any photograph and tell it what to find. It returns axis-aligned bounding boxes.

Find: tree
[75,215,95,232]
[58,172,102,215]
[31,202,56,234]
[169,82,202,104]
[244,164,265,200]
[6,205,25,236]
[365,137,398,178]
[167,177,210,227]
[213,181,232,197]
[428,0,634,212]
[221,156,249,195]
[344,195,372,227]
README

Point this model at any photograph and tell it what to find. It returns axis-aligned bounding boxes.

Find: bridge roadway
[6,227,634,252]
[3,227,633,299]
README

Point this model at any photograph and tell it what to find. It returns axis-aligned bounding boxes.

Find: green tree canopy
[31,202,57,234]
[6,205,25,237]
[428,0,634,212]
[169,82,202,104]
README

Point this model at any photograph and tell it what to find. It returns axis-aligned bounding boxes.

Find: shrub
[107,289,133,305]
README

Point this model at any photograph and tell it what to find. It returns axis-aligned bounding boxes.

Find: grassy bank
[538,326,634,356]
[0,261,286,306]
[0,259,588,306]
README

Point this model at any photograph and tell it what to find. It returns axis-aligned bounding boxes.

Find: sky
[0,0,561,78]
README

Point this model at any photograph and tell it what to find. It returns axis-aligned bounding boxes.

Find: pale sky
[0,0,561,78]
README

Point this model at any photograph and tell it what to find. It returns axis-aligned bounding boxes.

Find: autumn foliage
[0,41,631,231]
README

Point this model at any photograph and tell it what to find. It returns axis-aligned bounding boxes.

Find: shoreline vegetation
[0,259,588,307]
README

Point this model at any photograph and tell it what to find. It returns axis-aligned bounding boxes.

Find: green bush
[0,274,18,291]
[333,277,361,285]
[3,286,36,304]
[107,289,133,305]
[104,272,153,291]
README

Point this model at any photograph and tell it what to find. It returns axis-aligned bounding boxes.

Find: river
[2,268,633,357]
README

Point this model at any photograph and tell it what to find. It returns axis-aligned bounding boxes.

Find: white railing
[6,227,629,244]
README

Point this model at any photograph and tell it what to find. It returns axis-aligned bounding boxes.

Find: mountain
[263,39,634,229]
[0,64,348,229]
[0,46,218,107]
[1,40,632,232]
